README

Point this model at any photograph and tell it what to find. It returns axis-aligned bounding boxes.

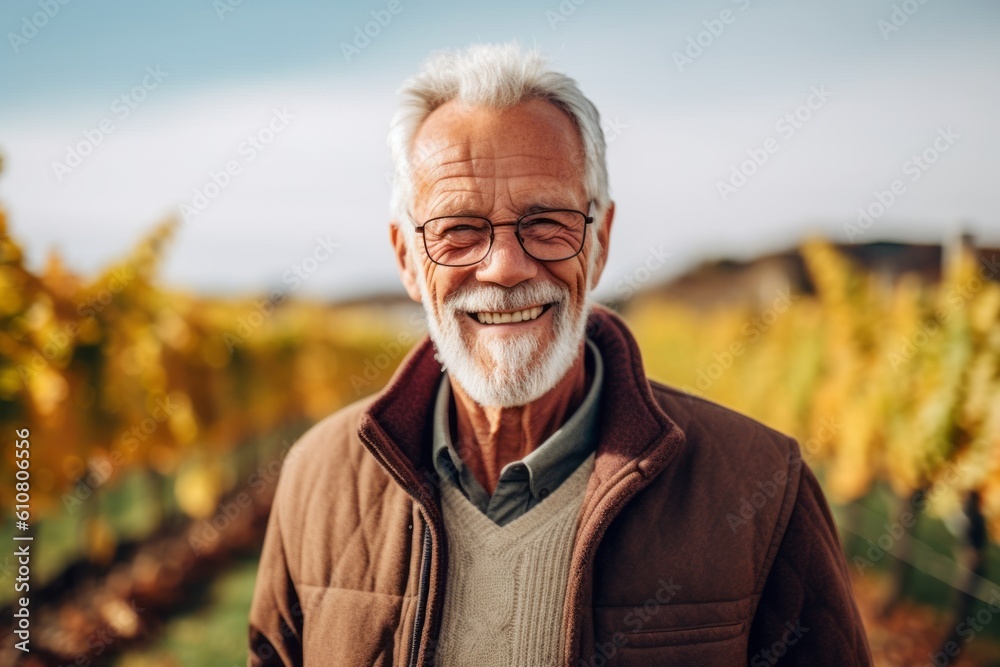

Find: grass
[833,482,1000,644]
[10,448,1000,664]
[112,554,259,667]
[0,467,168,606]
[110,485,1000,666]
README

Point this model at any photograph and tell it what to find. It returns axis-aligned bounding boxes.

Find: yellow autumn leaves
[628,238,1000,539]
[5,204,998,548]
[0,212,420,538]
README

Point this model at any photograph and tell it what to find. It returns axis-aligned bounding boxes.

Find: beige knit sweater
[434,452,595,666]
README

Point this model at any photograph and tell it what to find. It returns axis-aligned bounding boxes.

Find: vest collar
[357,303,687,508]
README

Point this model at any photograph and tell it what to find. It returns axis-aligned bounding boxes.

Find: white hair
[387,42,611,232]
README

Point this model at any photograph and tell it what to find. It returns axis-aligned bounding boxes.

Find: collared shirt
[432,338,604,526]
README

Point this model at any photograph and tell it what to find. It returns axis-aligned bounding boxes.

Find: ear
[588,201,615,290]
[390,222,423,303]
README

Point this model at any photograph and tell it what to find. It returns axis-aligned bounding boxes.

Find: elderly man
[248,43,871,666]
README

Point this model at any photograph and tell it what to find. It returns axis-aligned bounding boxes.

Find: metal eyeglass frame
[412,207,595,267]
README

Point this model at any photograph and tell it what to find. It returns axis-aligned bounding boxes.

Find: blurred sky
[1,0,998,301]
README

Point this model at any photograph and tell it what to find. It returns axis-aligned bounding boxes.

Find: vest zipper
[409,523,432,667]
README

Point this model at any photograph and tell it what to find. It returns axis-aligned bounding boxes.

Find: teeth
[475,306,544,325]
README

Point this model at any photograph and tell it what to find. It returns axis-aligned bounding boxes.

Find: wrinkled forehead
[409,99,588,212]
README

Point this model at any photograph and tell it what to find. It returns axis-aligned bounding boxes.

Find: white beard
[416,276,590,408]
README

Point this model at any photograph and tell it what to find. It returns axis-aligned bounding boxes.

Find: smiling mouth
[470,304,551,325]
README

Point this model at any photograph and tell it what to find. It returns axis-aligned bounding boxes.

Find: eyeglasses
[414,208,594,267]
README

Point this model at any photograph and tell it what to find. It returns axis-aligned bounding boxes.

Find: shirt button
[538,488,550,499]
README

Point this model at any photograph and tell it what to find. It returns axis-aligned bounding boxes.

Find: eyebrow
[521,200,577,213]
[427,194,486,218]
[427,198,581,219]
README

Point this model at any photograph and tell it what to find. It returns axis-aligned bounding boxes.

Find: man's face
[393,98,612,407]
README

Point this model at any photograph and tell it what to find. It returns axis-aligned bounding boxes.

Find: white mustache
[445,282,567,314]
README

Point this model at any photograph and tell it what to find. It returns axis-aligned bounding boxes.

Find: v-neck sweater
[434,452,596,666]
[431,338,604,526]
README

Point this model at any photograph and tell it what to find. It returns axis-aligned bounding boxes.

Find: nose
[474,224,538,287]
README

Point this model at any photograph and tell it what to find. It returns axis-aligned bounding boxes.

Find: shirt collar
[432,338,604,502]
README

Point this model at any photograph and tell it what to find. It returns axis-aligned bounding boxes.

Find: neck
[450,341,591,495]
